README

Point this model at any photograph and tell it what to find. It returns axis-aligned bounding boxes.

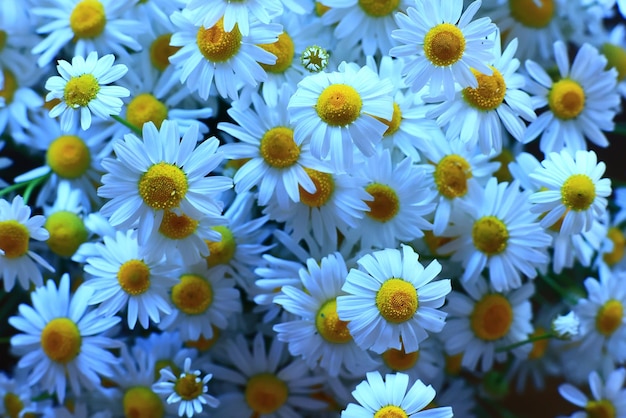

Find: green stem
[613,123,626,136]
[540,273,579,305]
[23,172,50,204]
[0,180,32,198]
[111,115,142,136]
[496,333,554,352]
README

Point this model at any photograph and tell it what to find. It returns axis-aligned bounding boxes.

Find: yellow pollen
[585,399,616,418]
[150,33,180,71]
[196,19,242,63]
[603,227,625,266]
[158,210,198,240]
[126,93,168,130]
[509,0,555,28]
[548,79,585,120]
[259,32,295,74]
[4,393,24,418]
[259,126,300,168]
[117,259,151,295]
[423,230,454,257]
[364,183,400,223]
[528,327,549,360]
[175,374,203,401]
[316,84,363,126]
[0,30,6,51]
[463,67,507,111]
[154,359,179,382]
[382,346,420,371]
[491,149,514,183]
[314,2,330,16]
[470,293,513,341]
[376,102,402,136]
[424,23,466,67]
[40,317,81,364]
[299,168,335,207]
[245,373,289,415]
[185,327,220,351]
[138,162,188,210]
[0,69,17,104]
[46,135,92,179]
[472,216,509,255]
[596,299,623,336]
[205,226,236,267]
[561,174,595,211]
[376,278,418,323]
[171,274,213,315]
[445,353,464,375]
[315,299,352,344]
[434,154,472,199]
[45,211,88,257]
[358,0,400,17]
[602,43,626,81]
[374,405,409,418]
[64,74,100,108]
[69,0,107,39]
[123,387,164,418]
[0,220,30,259]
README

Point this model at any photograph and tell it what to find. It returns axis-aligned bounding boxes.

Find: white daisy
[389,0,497,100]
[45,51,130,131]
[559,367,626,418]
[529,149,611,236]
[185,0,282,37]
[0,63,44,137]
[9,274,121,402]
[337,244,451,354]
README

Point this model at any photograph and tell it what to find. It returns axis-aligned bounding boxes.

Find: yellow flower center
[4,393,24,418]
[472,216,509,255]
[585,399,616,418]
[358,0,400,17]
[259,32,295,74]
[315,299,352,344]
[0,220,29,259]
[364,183,400,223]
[445,353,464,375]
[491,149,514,183]
[123,387,164,418]
[117,259,151,295]
[374,405,409,418]
[69,0,107,39]
[259,126,300,168]
[596,299,624,336]
[196,19,242,63]
[314,2,330,16]
[158,210,199,240]
[245,373,288,415]
[528,327,549,360]
[205,226,236,267]
[376,278,418,324]
[184,328,220,351]
[470,293,513,341]
[315,84,363,126]
[171,274,213,315]
[40,317,81,364]
[561,174,595,211]
[434,154,472,199]
[548,79,585,120]
[138,162,188,210]
[150,33,181,71]
[509,0,555,28]
[299,168,335,207]
[423,23,466,67]
[126,93,168,130]
[602,43,626,81]
[46,135,92,179]
[301,45,329,73]
[0,69,17,104]
[423,230,454,257]
[0,30,6,51]
[376,102,402,136]
[154,359,179,382]
[604,227,625,266]
[382,346,420,371]
[64,74,100,108]
[45,211,88,257]
[174,374,203,401]
[463,67,507,111]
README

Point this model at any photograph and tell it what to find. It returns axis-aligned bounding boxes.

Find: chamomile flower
[529,149,611,236]
[599,24,626,98]
[0,371,46,418]
[0,195,54,292]
[390,0,497,100]
[0,63,44,136]
[288,61,394,170]
[523,41,620,154]
[559,367,626,418]
[185,0,282,37]
[9,274,121,402]
[337,245,451,354]
[377,337,446,389]
[342,371,453,418]
[45,51,130,131]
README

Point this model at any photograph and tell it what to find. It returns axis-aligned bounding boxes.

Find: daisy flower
[523,41,620,154]
[441,276,534,372]
[153,357,219,418]
[559,367,626,418]
[287,61,394,170]
[337,244,451,354]
[82,229,180,329]
[599,24,626,98]
[0,372,47,418]
[389,0,497,100]
[0,63,44,137]
[185,0,282,37]
[9,274,121,402]
[377,337,446,389]
[98,120,232,243]
[0,195,54,292]
[45,51,130,131]
[342,371,452,418]
[529,149,611,236]
[439,177,552,292]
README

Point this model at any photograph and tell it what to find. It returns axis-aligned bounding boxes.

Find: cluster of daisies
[1,0,626,417]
